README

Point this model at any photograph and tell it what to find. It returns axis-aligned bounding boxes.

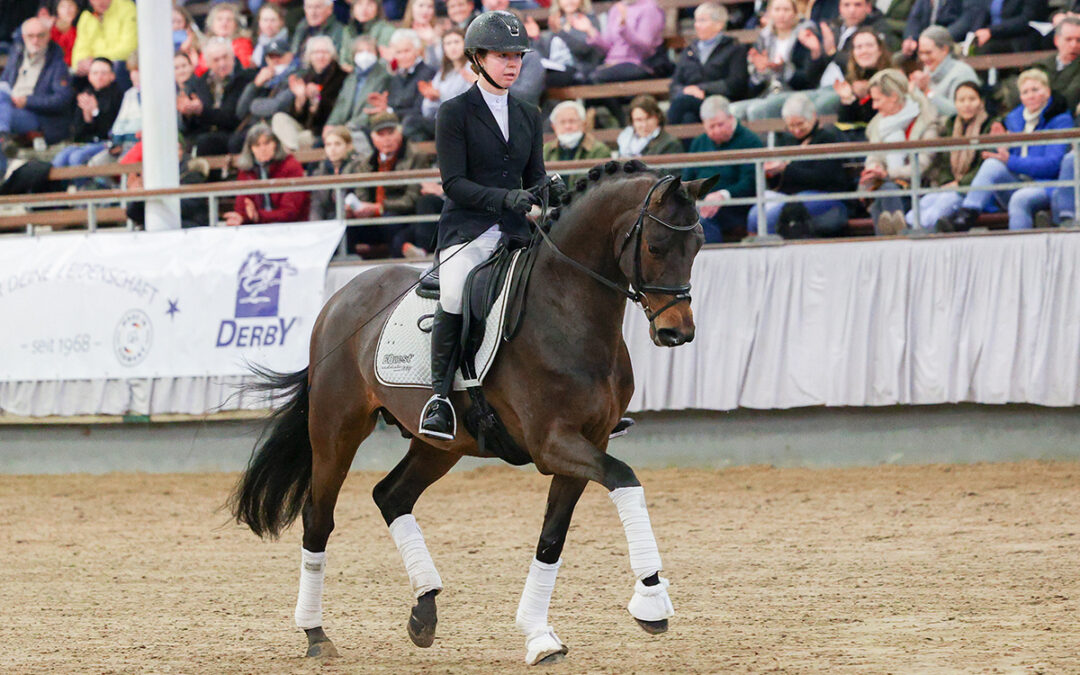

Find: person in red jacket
[224,123,310,225]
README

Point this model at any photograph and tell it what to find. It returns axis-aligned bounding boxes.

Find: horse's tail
[229,366,312,540]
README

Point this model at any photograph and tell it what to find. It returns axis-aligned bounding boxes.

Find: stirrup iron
[419,394,457,441]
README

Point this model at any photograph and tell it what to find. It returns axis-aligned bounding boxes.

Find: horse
[230,160,720,665]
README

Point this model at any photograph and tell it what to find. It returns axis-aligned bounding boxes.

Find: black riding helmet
[465,10,531,89]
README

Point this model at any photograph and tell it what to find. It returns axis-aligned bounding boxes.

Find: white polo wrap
[516,557,567,665]
[389,514,443,598]
[609,486,663,580]
[294,547,326,629]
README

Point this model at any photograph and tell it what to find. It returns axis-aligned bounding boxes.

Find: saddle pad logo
[235,251,297,318]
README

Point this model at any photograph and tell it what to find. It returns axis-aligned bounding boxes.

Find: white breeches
[437,225,502,314]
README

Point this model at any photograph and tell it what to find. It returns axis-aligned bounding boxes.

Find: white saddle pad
[374,250,521,390]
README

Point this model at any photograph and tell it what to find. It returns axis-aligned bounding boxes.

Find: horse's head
[616,173,720,347]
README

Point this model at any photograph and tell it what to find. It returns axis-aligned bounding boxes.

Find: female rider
[420,10,558,440]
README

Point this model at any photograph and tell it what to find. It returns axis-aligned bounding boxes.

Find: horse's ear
[684,174,722,202]
[656,175,683,205]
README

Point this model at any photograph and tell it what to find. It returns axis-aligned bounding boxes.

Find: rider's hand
[503,189,540,214]
[548,175,569,204]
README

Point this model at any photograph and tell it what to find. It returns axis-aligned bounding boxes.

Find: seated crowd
[2,0,1080,254]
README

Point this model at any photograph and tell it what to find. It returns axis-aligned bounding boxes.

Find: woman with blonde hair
[402,0,441,64]
[943,68,1075,231]
[192,2,254,76]
[859,67,939,234]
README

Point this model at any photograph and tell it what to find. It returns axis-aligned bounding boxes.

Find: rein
[535,174,697,324]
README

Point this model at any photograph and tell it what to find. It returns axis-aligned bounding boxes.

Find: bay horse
[230,160,719,665]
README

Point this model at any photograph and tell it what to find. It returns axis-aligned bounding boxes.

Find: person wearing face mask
[542,100,611,161]
[325,35,391,139]
[340,0,395,63]
[419,10,563,441]
[233,37,300,153]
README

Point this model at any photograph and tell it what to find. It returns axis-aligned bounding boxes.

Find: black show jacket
[434,84,546,250]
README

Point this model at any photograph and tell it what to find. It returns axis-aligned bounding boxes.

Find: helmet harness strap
[471,53,507,91]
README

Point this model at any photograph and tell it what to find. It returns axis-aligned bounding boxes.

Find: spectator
[235,37,299,151]
[174,51,196,95]
[1034,17,1080,115]
[827,27,892,133]
[731,0,824,120]
[291,0,347,60]
[173,6,204,57]
[877,0,917,46]
[194,3,255,76]
[269,0,308,32]
[535,0,604,87]
[403,0,441,65]
[252,4,291,67]
[341,0,396,64]
[1048,153,1076,227]
[179,37,257,156]
[52,57,122,169]
[943,69,1073,232]
[578,0,665,83]
[444,0,480,31]
[224,123,310,225]
[616,95,682,158]
[414,28,476,140]
[39,0,80,67]
[907,26,978,117]
[961,0,1047,55]
[682,95,765,242]
[309,124,368,220]
[0,18,74,149]
[900,0,963,61]
[271,35,348,150]
[815,0,892,70]
[364,29,436,141]
[346,111,431,257]
[96,50,142,163]
[543,100,611,160]
[70,0,137,78]
[667,2,749,125]
[747,93,851,237]
[326,35,390,141]
[860,68,938,235]
[905,81,999,229]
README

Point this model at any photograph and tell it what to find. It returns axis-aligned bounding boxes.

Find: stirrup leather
[419,394,457,440]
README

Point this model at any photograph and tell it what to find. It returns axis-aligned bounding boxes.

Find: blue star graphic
[166,298,180,319]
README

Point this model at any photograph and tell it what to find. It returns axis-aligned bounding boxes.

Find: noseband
[536,174,698,325]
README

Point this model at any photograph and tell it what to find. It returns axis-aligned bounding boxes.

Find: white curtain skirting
[4,231,1080,417]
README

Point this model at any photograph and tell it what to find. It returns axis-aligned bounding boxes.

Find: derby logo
[235,251,297,318]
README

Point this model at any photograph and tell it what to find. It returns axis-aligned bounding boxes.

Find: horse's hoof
[304,627,340,658]
[635,617,668,635]
[536,651,567,666]
[407,589,438,648]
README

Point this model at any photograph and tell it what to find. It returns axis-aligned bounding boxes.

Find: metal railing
[2,128,1079,257]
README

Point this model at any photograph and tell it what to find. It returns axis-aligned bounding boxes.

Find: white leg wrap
[609,486,663,580]
[389,514,443,598]
[294,548,326,630]
[516,558,568,665]
[627,576,675,622]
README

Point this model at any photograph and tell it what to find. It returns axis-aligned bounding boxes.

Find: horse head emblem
[235,251,297,317]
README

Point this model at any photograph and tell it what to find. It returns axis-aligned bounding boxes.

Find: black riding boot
[419,306,463,440]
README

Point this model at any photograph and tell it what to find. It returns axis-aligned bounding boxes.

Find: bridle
[535,174,699,324]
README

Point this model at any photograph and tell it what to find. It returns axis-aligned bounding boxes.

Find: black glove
[548,175,568,205]
[503,189,540,215]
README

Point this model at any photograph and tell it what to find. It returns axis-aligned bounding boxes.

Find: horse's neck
[530,185,638,354]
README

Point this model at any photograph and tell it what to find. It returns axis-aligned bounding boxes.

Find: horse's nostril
[656,328,684,346]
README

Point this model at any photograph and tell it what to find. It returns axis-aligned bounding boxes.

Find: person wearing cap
[418,9,565,441]
[342,111,432,256]
[233,36,299,152]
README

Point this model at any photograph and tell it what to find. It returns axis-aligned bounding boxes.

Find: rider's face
[478,50,522,88]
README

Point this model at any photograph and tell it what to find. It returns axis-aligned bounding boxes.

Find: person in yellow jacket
[70,0,137,78]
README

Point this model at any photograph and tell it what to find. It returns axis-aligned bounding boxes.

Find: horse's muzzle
[652,326,694,347]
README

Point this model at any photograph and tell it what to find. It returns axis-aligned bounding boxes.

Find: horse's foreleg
[536,432,674,635]
[372,438,461,648]
[514,474,586,665]
[296,389,377,658]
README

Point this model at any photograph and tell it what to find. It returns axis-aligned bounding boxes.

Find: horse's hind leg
[296,388,378,658]
[372,438,461,648]
[514,474,586,665]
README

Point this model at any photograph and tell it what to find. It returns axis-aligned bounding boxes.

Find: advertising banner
[0,222,344,381]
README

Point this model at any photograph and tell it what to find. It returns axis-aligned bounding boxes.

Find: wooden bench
[842,212,1010,237]
[0,206,128,232]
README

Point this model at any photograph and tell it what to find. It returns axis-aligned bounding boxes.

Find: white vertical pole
[137,0,181,231]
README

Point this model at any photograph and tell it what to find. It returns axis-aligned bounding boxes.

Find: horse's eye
[648,245,663,256]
